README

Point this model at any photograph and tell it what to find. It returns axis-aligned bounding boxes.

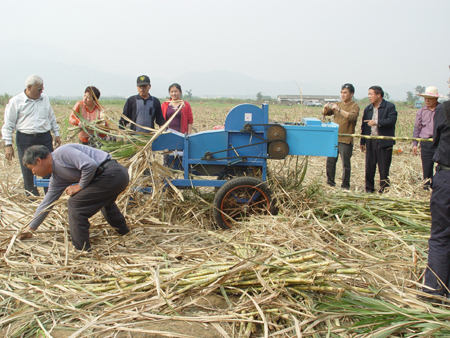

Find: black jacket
[119,94,165,130]
[433,100,450,166]
[360,99,397,148]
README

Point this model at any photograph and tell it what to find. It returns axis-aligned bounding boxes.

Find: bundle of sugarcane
[339,133,433,142]
[11,249,364,299]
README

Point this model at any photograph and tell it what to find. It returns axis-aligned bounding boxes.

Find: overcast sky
[1,0,449,99]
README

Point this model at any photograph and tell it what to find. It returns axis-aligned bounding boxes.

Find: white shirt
[1,92,60,144]
[371,106,379,136]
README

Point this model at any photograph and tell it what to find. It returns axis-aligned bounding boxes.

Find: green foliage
[406,91,419,102]
[256,91,263,100]
[415,85,425,94]
[0,93,12,106]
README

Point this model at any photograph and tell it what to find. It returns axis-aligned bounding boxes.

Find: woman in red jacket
[161,83,193,134]
[161,83,193,169]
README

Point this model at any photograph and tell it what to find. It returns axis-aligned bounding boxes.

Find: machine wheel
[267,125,287,141]
[213,177,275,229]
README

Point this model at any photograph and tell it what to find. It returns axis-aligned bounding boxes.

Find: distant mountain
[165,70,336,99]
[0,41,417,101]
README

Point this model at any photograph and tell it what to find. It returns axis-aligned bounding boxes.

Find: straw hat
[416,86,443,98]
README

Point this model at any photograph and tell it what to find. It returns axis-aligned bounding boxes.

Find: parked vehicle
[303,101,322,107]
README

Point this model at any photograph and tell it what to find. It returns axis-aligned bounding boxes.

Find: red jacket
[161,100,193,134]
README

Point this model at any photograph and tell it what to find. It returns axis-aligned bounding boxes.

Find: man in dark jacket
[360,86,398,193]
[119,75,165,133]
[423,72,450,299]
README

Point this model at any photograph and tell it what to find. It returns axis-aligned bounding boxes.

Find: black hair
[168,83,182,94]
[369,85,384,98]
[85,86,101,103]
[341,83,355,94]
[22,145,51,166]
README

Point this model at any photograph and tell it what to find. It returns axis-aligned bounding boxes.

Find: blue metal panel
[34,177,50,187]
[224,104,268,132]
[284,122,338,157]
[187,130,229,160]
[170,179,227,187]
[151,130,185,152]
[302,117,322,126]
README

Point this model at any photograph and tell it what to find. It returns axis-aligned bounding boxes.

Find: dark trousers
[365,139,393,193]
[16,131,53,196]
[67,162,130,250]
[420,141,436,187]
[326,142,353,189]
[423,169,450,296]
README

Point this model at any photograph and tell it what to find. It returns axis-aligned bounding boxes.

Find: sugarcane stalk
[339,134,433,142]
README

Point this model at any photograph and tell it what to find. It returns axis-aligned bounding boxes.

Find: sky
[1,0,449,100]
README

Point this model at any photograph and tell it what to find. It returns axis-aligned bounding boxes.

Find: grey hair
[22,145,51,166]
[25,74,44,87]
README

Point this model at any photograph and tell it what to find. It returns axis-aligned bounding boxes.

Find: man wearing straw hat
[412,86,442,190]
[2,74,61,196]
[423,69,450,300]
[323,83,360,189]
[19,144,130,251]
[360,86,398,193]
[119,75,165,133]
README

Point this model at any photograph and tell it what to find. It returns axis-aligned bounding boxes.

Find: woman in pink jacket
[160,83,193,169]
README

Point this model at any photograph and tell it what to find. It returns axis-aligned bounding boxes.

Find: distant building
[277,94,340,105]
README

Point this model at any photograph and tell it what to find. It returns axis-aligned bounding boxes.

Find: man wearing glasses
[323,83,360,189]
[2,74,61,196]
[119,75,165,133]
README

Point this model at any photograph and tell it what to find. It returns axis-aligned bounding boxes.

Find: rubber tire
[213,177,275,229]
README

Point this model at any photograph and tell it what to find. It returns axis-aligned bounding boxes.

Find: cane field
[0,97,446,338]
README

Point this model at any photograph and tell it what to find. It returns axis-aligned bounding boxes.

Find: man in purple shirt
[20,144,130,251]
[413,86,442,189]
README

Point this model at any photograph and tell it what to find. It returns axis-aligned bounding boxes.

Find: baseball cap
[137,75,150,86]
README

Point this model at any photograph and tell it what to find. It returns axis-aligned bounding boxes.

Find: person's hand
[5,146,14,161]
[18,227,35,240]
[364,120,377,127]
[412,145,418,156]
[65,184,82,196]
[331,103,339,111]
[360,145,366,152]
[54,136,62,148]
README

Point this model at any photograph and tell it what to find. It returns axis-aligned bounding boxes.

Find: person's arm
[61,150,99,189]
[322,104,334,116]
[185,101,194,134]
[2,98,18,160]
[412,108,422,152]
[46,97,61,147]
[27,179,66,231]
[154,99,165,127]
[69,101,81,126]
[432,106,444,148]
[339,103,360,123]
[360,107,368,147]
[119,97,132,129]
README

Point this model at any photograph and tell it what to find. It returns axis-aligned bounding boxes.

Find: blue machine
[35,104,338,229]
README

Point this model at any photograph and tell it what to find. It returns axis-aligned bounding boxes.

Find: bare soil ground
[0,102,432,337]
